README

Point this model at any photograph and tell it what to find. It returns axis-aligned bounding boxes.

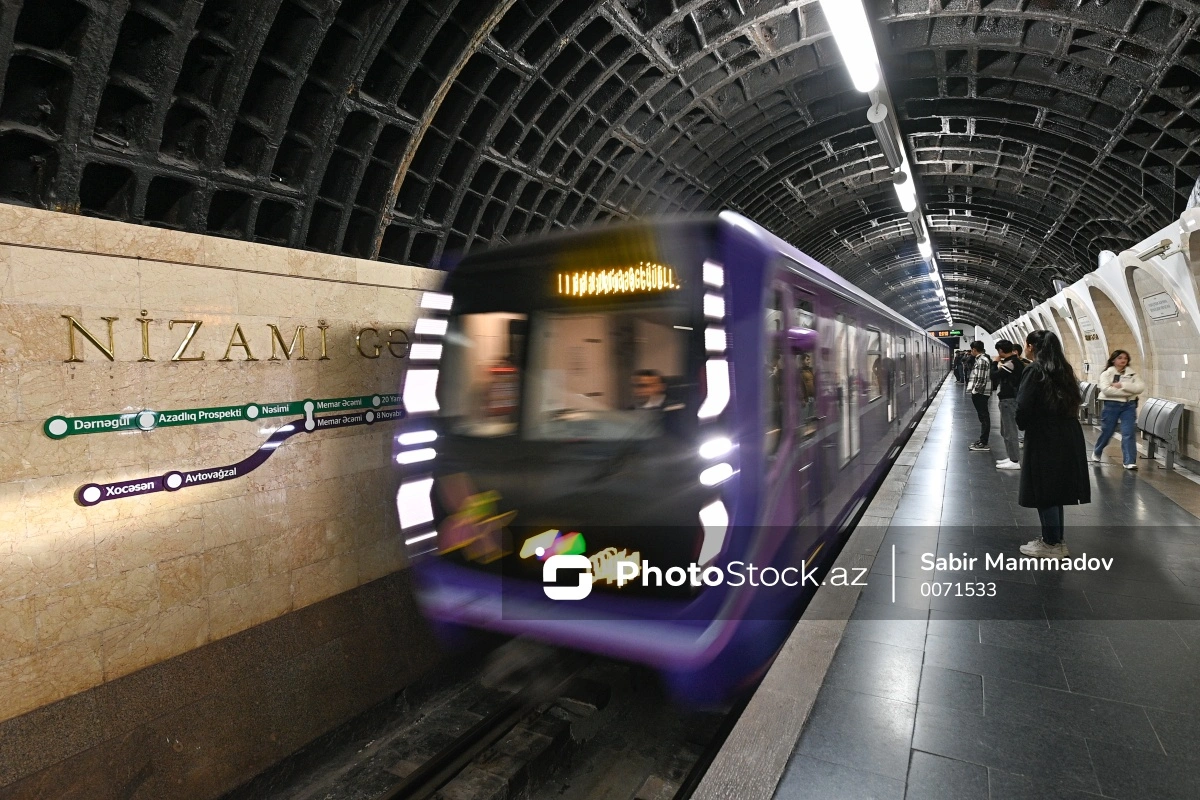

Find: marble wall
[0,204,440,725]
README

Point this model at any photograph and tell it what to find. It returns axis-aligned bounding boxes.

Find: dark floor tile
[986,768,1108,800]
[1145,707,1200,759]
[860,574,932,612]
[917,665,983,714]
[923,635,1068,690]
[1059,656,1200,714]
[845,603,928,650]
[823,637,923,704]
[983,675,1161,753]
[775,754,906,800]
[912,704,1099,791]
[1084,590,1200,621]
[1087,739,1200,800]
[925,614,980,642]
[795,687,915,781]
[904,750,988,800]
[977,620,1120,666]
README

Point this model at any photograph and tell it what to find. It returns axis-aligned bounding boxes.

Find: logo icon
[543,554,593,600]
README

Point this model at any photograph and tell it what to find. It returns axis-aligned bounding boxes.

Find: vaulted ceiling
[2,0,1198,329]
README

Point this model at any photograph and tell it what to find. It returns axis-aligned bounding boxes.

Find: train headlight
[409,343,443,361]
[398,430,438,445]
[396,447,436,465]
[397,478,434,531]
[704,294,725,319]
[703,261,725,288]
[421,292,454,310]
[698,360,730,420]
[699,463,734,486]
[414,318,448,336]
[698,500,729,565]
[699,437,733,459]
[705,328,726,353]
[403,369,440,413]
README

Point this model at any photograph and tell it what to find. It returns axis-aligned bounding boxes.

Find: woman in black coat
[1015,330,1091,558]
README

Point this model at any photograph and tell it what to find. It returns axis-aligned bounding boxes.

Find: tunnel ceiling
[2,0,1199,329]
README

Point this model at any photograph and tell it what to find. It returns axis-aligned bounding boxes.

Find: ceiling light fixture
[819,0,880,92]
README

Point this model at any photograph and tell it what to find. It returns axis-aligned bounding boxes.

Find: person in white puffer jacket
[1092,350,1146,469]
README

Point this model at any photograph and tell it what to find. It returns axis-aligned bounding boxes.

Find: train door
[834,311,860,464]
[764,284,795,527]
[790,286,819,523]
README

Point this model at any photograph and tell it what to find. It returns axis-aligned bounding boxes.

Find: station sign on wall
[1141,292,1180,322]
[50,313,412,506]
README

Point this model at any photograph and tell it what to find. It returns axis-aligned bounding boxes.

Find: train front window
[441,312,528,437]
[441,305,693,441]
[524,306,690,441]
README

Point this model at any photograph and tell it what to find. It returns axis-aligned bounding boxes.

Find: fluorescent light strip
[405,531,438,545]
[704,294,725,319]
[420,292,453,310]
[409,343,443,361]
[818,0,880,92]
[398,429,438,446]
[705,327,727,353]
[396,447,436,465]
[703,260,725,288]
[414,318,448,336]
[403,369,440,413]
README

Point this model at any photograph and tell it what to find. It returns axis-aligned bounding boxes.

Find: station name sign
[61,314,411,362]
[931,329,964,338]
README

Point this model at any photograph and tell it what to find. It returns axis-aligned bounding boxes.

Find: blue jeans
[1038,506,1064,545]
[1094,400,1137,465]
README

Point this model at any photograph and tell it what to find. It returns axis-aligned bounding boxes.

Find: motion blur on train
[394,211,948,704]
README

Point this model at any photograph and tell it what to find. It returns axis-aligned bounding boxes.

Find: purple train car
[395,211,948,704]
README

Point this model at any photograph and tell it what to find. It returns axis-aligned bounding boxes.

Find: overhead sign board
[931,329,964,338]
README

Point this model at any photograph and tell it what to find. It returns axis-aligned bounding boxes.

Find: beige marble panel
[0,596,37,664]
[138,262,239,316]
[100,599,209,682]
[157,554,204,610]
[16,362,67,419]
[201,488,289,551]
[0,634,104,723]
[0,206,106,255]
[202,540,256,595]
[93,506,206,577]
[0,480,27,540]
[0,302,76,362]
[32,566,159,648]
[0,527,96,602]
[0,421,90,482]
[291,554,358,610]
[357,538,407,585]
[7,248,140,308]
[208,573,291,641]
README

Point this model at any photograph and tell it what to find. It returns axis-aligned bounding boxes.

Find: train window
[793,295,817,439]
[522,308,691,441]
[834,313,859,466]
[898,338,908,386]
[866,329,883,402]
[441,312,528,437]
[765,289,785,456]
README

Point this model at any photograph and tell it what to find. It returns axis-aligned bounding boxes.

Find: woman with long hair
[1092,349,1146,469]
[1015,330,1091,557]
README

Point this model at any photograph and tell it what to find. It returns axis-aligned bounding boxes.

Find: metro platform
[695,380,1200,800]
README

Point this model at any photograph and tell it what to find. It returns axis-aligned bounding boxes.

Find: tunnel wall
[0,205,441,798]
[995,208,1200,465]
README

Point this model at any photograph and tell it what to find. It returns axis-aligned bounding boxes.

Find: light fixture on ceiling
[893,171,918,212]
[819,0,880,92]
[918,237,933,259]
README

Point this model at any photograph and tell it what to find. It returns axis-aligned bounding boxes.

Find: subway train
[394,211,949,704]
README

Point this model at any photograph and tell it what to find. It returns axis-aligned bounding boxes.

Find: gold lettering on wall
[169,320,206,361]
[387,329,410,359]
[220,324,258,362]
[63,315,118,362]
[316,322,331,361]
[136,312,154,362]
[267,325,307,361]
[356,328,382,358]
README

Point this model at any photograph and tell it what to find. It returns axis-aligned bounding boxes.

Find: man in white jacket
[1092,350,1146,469]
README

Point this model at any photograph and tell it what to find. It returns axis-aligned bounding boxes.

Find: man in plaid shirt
[967,340,992,451]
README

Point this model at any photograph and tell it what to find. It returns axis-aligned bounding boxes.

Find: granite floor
[774,383,1200,800]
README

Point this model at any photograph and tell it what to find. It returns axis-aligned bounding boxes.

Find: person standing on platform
[1016,330,1090,558]
[1092,349,1145,470]
[991,340,1024,470]
[967,341,993,451]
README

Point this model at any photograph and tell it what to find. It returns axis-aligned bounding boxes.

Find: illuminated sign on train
[931,329,964,338]
[555,263,680,297]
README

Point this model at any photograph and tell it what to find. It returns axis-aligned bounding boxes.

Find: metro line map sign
[46,392,406,506]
